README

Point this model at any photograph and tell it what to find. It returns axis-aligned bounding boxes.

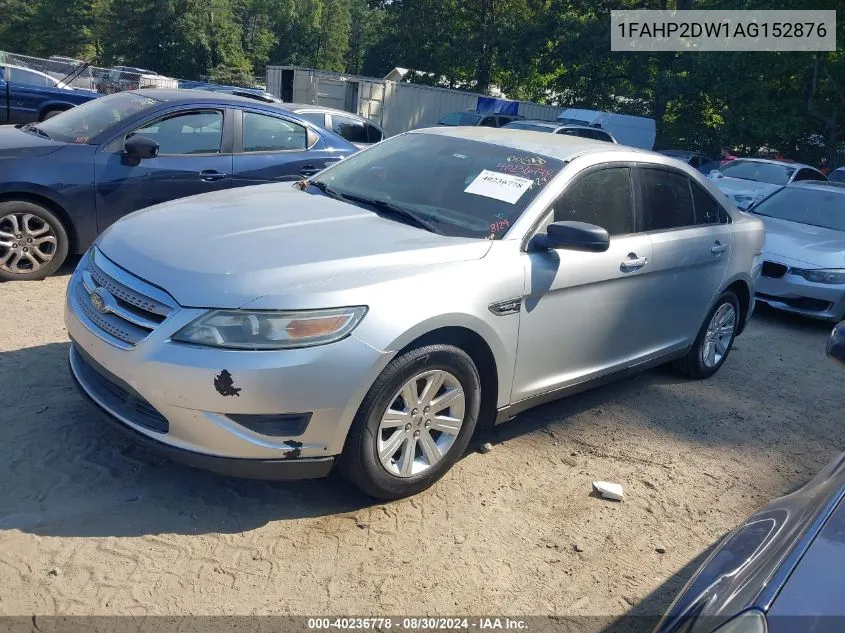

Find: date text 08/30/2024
[307,618,528,630]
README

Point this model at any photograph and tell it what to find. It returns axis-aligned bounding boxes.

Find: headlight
[172,307,367,349]
[792,268,845,285]
[713,609,767,633]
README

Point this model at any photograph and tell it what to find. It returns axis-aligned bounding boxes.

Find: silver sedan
[752,182,845,321]
[65,127,764,499]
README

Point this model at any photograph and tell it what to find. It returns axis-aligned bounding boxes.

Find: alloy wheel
[377,369,465,478]
[0,212,58,275]
[702,302,737,368]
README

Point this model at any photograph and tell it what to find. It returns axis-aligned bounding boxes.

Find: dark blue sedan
[0,89,358,280]
[655,323,845,633]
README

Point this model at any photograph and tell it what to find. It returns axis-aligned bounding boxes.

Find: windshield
[34,92,160,143]
[438,112,482,126]
[504,122,555,132]
[313,132,564,239]
[719,160,795,185]
[753,188,845,232]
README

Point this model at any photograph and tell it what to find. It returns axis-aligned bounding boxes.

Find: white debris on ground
[593,481,624,501]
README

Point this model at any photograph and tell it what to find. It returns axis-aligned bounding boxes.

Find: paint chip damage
[283,440,303,459]
[213,370,242,397]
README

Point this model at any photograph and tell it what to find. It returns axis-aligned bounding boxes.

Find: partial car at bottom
[655,323,845,633]
[65,127,764,499]
[752,182,845,321]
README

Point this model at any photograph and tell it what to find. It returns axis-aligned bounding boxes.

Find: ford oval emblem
[90,288,110,314]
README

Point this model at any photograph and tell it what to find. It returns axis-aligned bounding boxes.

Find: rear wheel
[674,291,740,378]
[340,344,481,499]
[0,201,69,281]
[41,109,66,120]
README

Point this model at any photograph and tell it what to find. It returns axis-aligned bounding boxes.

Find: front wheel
[674,291,740,379]
[0,201,69,281]
[340,344,481,499]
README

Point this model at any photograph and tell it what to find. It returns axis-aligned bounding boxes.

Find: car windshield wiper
[21,123,51,139]
[308,179,343,200]
[338,193,442,234]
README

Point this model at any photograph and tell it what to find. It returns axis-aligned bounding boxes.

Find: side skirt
[494,347,688,425]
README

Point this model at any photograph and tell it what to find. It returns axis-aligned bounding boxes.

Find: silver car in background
[502,119,617,143]
[753,182,845,321]
[285,103,385,149]
[65,128,764,499]
[710,158,828,210]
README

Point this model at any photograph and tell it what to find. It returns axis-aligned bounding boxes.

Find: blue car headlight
[713,609,767,633]
[792,268,845,285]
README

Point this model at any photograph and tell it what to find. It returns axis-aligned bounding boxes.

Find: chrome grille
[70,249,176,348]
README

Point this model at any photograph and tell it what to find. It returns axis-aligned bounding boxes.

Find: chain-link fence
[0,51,180,94]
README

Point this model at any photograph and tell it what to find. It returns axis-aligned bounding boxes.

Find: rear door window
[640,168,696,230]
[479,116,498,127]
[243,112,307,151]
[690,180,723,225]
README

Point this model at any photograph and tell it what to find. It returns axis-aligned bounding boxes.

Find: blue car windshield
[312,132,564,239]
[34,92,160,144]
[753,188,845,232]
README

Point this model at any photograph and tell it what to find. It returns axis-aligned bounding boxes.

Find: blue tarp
[476,96,519,116]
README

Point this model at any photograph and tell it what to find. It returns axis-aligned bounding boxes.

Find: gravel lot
[1,260,841,627]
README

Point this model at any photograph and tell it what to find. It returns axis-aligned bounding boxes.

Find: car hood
[0,125,66,158]
[654,451,845,633]
[759,215,845,268]
[710,176,782,208]
[97,184,492,308]
[766,495,845,627]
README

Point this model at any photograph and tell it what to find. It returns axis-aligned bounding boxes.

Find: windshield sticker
[496,159,557,186]
[506,155,546,166]
[465,170,533,204]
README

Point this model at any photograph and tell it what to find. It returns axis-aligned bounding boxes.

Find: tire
[0,201,69,281]
[41,109,65,121]
[674,291,740,379]
[340,344,481,499]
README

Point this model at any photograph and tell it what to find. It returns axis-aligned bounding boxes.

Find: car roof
[728,157,817,171]
[410,126,646,161]
[506,120,609,133]
[128,88,297,107]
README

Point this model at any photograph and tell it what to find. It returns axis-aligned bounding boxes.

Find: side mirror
[124,135,159,160]
[708,169,723,179]
[827,320,845,366]
[535,221,610,252]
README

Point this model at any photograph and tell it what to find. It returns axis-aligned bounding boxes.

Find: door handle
[299,165,321,176]
[621,255,648,271]
[711,242,728,254]
[199,170,227,182]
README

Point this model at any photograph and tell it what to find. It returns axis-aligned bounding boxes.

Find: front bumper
[65,253,392,474]
[69,346,335,480]
[755,265,845,321]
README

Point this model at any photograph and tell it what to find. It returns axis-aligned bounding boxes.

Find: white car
[709,158,828,210]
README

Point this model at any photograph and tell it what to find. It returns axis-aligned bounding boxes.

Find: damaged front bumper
[65,258,392,479]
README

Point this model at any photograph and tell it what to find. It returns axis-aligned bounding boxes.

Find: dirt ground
[1,259,842,626]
